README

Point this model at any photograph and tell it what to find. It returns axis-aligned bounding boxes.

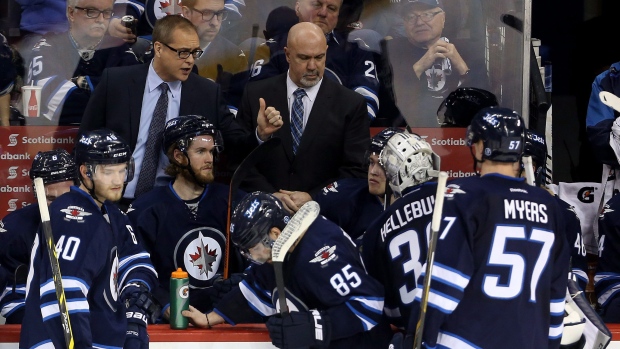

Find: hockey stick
[413,172,448,349]
[522,155,536,186]
[33,177,75,349]
[224,137,282,279]
[272,201,320,316]
[599,91,620,113]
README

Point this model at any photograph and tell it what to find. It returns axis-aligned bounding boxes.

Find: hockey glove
[124,322,149,349]
[388,332,414,349]
[210,273,245,306]
[121,281,161,325]
[266,309,331,349]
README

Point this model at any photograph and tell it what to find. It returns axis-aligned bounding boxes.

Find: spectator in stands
[181,0,247,109]
[237,22,369,213]
[23,0,141,126]
[248,0,380,122]
[387,0,489,127]
[0,33,16,126]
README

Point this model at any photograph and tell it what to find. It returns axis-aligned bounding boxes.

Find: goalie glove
[266,309,331,349]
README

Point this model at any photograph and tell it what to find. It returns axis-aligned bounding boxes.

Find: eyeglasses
[404,10,444,23]
[189,8,228,22]
[74,6,114,19]
[161,42,204,59]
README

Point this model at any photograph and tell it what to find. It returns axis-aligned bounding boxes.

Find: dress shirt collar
[286,72,322,103]
[147,61,182,98]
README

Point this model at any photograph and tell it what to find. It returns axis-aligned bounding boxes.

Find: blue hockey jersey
[127,182,245,313]
[313,178,384,240]
[553,196,588,290]
[19,187,158,349]
[410,174,569,349]
[361,182,436,329]
[595,193,620,321]
[249,31,380,121]
[216,216,391,348]
[0,204,41,322]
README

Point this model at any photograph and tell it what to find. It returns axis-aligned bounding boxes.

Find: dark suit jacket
[80,63,254,153]
[238,73,369,195]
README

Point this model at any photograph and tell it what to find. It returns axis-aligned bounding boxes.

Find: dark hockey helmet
[29,148,77,185]
[524,129,549,186]
[162,115,223,154]
[230,192,290,253]
[369,127,405,156]
[75,129,134,181]
[466,107,525,162]
[437,87,499,127]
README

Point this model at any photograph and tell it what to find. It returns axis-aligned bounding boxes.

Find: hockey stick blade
[34,177,75,349]
[273,201,320,316]
[414,172,448,349]
[599,91,620,113]
[522,155,536,186]
[224,137,282,278]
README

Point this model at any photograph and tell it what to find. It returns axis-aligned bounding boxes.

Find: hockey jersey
[313,178,384,240]
[554,196,588,290]
[215,216,391,348]
[26,33,139,125]
[361,182,436,329]
[410,174,569,349]
[249,30,380,121]
[19,187,158,349]
[127,182,245,313]
[0,204,41,322]
[595,193,620,321]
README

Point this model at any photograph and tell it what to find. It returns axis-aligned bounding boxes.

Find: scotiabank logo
[8,134,18,146]
[7,199,18,212]
[7,166,18,179]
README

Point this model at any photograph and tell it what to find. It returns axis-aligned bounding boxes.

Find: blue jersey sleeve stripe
[118,264,158,287]
[548,323,564,339]
[549,299,564,315]
[239,281,276,317]
[92,342,123,349]
[437,331,482,349]
[119,252,151,270]
[353,86,379,106]
[0,301,25,317]
[596,284,620,306]
[41,277,89,298]
[31,339,54,349]
[41,299,90,321]
[349,296,383,314]
[430,263,470,290]
[344,301,377,331]
[417,289,459,314]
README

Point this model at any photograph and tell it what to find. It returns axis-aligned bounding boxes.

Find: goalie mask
[231,192,291,264]
[379,133,440,198]
[437,87,498,127]
[30,148,77,185]
[466,107,525,163]
[524,129,549,186]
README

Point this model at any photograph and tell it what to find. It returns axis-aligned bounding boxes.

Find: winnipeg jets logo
[8,134,18,146]
[310,245,337,266]
[600,204,614,218]
[61,206,92,222]
[322,182,339,195]
[444,184,466,198]
[181,229,224,282]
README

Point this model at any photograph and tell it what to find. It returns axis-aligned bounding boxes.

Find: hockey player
[25,0,140,125]
[361,132,440,330]
[19,129,159,349]
[398,107,570,348]
[0,149,77,324]
[249,0,380,122]
[312,127,403,240]
[182,191,392,348]
[127,115,246,317]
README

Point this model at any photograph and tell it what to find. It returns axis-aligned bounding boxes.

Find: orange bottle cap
[171,268,188,278]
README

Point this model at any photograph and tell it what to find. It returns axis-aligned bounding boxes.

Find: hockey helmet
[379,133,440,197]
[29,148,77,185]
[437,87,498,127]
[369,127,405,156]
[524,129,549,186]
[231,192,290,261]
[75,129,134,181]
[466,107,525,163]
[162,115,223,154]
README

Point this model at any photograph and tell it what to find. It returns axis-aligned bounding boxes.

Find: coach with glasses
[23,0,140,126]
[80,15,283,206]
[386,0,489,128]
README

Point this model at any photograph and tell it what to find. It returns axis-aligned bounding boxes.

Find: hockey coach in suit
[237,22,370,212]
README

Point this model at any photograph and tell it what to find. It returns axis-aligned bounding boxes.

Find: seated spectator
[24,0,140,126]
[181,0,248,109]
[0,33,16,126]
[387,0,489,127]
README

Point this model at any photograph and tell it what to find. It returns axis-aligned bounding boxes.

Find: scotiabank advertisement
[0,126,474,217]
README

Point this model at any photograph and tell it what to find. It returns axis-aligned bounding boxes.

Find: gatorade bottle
[170,268,189,329]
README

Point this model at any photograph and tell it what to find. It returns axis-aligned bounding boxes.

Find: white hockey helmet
[379,133,440,198]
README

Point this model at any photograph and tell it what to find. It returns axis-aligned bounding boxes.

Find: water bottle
[170,268,189,329]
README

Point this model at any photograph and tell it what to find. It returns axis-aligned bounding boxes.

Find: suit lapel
[130,64,148,149]
[297,79,332,156]
[270,75,295,162]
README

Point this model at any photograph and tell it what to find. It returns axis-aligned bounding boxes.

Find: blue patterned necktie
[291,88,306,155]
[135,82,169,197]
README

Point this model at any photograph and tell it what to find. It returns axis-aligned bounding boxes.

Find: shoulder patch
[600,204,613,219]
[444,184,466,198]
[321,182,339,195]
[309,245,337,266]
[60,206,92,222]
